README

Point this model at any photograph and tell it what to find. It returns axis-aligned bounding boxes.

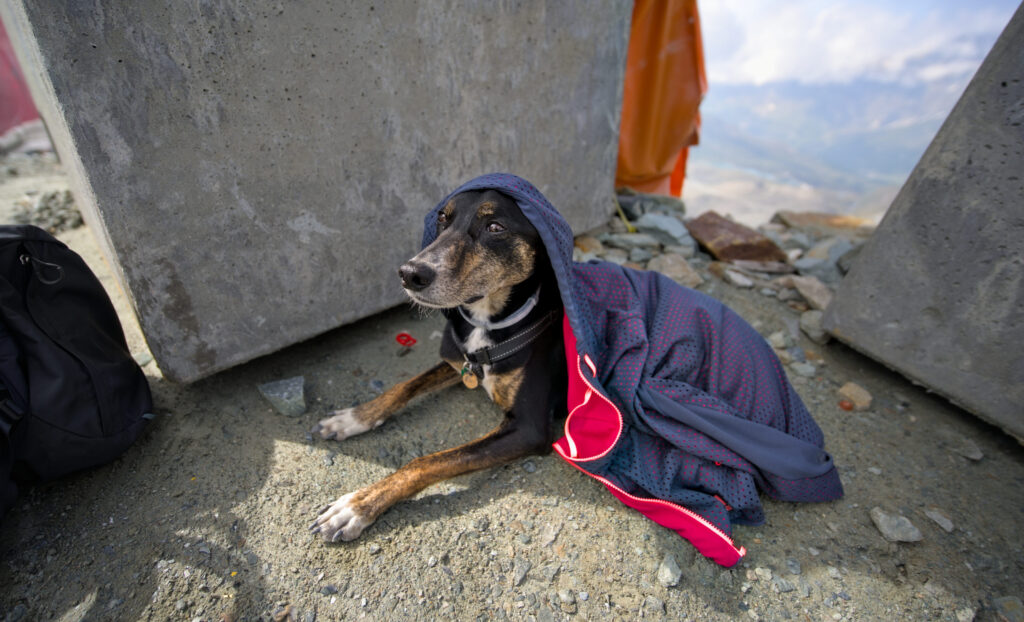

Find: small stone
[724,269,754,288]
[320,584,338,595]
[773,577,796,593]
[629,247,654,263]
[790,362,816,378]
[799,310,830,344]
[754,567,772,582]
[367,543,381,555]
[924,508,954,533]
[774,274,834,310]
[369,379,385,393]
[657,552,682,587]
[838,382,872,411]
[258,376,307,417]
[604,232,662,251]
[868,467,882,475]
[522,460,537,473]
[574,235,604,254]
[642,595,666,614]
[869,507,923,542]
[540,522,562,546]
[827,566,842,580]
[952,437,984,461]
[176,599,188,612]
[993,596,1024,622]
[956,608,976,622]
[768,331,791,349]
[557,589,575,605]
[647,253,704,289]
[578,592,589,602]
[541,563,561,584]
[785,558,802,575]
[635,212,692,246]
[602,248,629,265]
[511,559,531,586]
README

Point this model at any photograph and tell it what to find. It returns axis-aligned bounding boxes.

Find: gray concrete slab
[823,3,1024,439]
[1,1,630,382]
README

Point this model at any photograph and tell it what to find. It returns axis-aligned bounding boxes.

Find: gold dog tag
[461,364,479,389]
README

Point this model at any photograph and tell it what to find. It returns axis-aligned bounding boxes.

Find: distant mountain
[693,75,971,194]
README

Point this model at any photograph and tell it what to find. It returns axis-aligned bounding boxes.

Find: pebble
[511,559,531,586]
[838,382,872,411]
[539,522,561,546]
[868,467,882,475]
[320,584,338,595]
[724,269,755,288]
[786,558,802,575]
[578,592,589,602]
[869,507,923,542]
[924,508,954,533]
[574,235,604,255]
[629,247,654,263]
[754,567,773,582]
[367,543,381,555]
[647,253,704,289]
[769,331,791,349]
[791,362,817,377]
[257,376,307,417]
[657,552,682,587]
[773,577,797,593]
[603,232,662,251]
[799,309,830,344]
[634,212,692,246]
[993,597,1024,622]
[642,595,666,614]
[952,437,984,461]
[522,460,537,473]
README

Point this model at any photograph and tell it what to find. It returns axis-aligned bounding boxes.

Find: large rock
[823,4,1024,438]
[1,1,630,382]
[686,211,787,262]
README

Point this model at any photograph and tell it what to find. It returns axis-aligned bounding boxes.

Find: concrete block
[1,1,630,381]
[823,4,1024,439]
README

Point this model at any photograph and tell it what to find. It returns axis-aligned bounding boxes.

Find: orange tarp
[615,0,707,197]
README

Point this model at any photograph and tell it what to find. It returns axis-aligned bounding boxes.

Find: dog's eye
[486,222,506,233]
[437,211,450,228]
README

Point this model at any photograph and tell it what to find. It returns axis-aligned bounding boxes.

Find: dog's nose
[398,262,435,291]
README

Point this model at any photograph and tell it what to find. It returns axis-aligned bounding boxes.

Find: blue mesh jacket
[422,174,843,567]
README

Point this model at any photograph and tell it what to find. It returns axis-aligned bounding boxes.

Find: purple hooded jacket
[422,174,843,567]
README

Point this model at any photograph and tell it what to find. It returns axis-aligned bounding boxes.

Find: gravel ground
[1,155,1022,622]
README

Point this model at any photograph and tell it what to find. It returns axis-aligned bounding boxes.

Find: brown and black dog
[310,189,567,542]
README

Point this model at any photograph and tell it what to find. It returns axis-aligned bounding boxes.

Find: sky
[699,0,1019,86]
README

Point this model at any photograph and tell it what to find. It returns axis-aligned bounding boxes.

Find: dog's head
[399,189,542,312]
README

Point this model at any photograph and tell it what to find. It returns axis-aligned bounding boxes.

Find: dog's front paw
[313,407,379,441]
[309,491,376,542]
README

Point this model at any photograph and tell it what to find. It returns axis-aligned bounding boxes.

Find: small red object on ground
[396,332,417,347]
[838,399,854,411]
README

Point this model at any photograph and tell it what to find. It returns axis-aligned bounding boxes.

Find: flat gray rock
[257,376,307,417]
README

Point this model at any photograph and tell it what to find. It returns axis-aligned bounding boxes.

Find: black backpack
[0,225,153,518]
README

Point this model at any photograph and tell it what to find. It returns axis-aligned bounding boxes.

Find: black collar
[457,309,557,385]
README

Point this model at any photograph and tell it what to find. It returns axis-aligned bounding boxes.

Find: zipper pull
[20,254,65,285]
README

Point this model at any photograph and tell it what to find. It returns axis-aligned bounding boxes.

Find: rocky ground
[1,154,1022,622]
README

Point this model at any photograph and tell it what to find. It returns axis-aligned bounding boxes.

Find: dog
[309,189,567,542]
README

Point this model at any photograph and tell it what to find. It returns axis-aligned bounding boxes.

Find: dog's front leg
[310,415,546,542]
[314,361,459,440]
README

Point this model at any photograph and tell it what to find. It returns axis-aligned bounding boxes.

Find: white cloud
[699,0,1017,85]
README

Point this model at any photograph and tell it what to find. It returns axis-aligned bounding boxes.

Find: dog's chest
[462,327,498,399]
